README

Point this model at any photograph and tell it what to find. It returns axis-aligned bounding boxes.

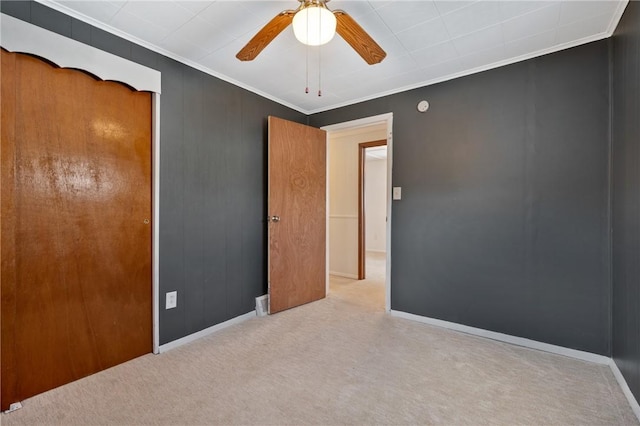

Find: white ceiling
[45,0,628,114]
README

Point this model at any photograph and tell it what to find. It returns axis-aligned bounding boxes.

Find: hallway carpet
[2,254,637,425]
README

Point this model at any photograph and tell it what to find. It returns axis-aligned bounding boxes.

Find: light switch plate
[166,291,177,309]
[393,187,402,200]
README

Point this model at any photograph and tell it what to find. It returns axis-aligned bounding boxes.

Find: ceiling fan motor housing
[292,0,337,46]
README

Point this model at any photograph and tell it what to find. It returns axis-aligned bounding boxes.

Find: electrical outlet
[166,291,177,309]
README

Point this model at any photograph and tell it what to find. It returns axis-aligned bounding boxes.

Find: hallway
[329,251,386,311]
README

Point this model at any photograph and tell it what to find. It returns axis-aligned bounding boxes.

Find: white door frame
[321,112,393,312]
[1,13,162,353]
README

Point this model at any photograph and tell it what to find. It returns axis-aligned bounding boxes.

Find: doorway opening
[321,113,393,312]
[359,140,387,281]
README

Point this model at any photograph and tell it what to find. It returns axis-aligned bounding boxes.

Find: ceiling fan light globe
[292,6,337,46]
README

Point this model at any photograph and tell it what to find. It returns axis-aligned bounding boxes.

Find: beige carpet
[2,253,638,425]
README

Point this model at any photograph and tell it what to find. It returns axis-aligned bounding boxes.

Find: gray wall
[0,1,306,345]
[310,41,612,355]
[4,2,636,373]
[612,0,640,405]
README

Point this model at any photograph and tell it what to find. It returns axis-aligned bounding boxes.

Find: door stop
[4,402,23,414]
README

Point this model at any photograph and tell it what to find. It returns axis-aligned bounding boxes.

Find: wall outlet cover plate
[166,291,177,309]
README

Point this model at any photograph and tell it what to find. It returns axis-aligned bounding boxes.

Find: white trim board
[0,14,160,93]
[390,310,640,422]
[158,310,257,353]
[321,113,393,133]
[151,94,161,354]
[610,360,640,422]
[325,134,330,298]
[389,310,610,365]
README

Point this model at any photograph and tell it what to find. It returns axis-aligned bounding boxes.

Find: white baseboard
[609,359,640,422]
[389,310,610,365]
[329,271,358,279]
[158,310,256,353]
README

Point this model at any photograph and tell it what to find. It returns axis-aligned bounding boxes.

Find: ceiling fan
[236,0,386,65]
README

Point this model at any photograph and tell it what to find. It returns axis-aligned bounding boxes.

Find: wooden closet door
[1,50,152,410]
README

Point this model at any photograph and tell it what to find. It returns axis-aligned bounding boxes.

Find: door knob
[270,215,280,223]
[143,219,150,224]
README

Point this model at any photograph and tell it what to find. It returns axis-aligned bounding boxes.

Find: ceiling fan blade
[236,11,295,61]
[334,10,386,65]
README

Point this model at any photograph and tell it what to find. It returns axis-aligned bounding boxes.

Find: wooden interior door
[268,116,326,314]
[1,50,152,410]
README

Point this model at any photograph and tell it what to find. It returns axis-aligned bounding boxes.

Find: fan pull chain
[318,11,322,97]
[318,47,322,97]
[305,43,309,94]
[305,9,309,94]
